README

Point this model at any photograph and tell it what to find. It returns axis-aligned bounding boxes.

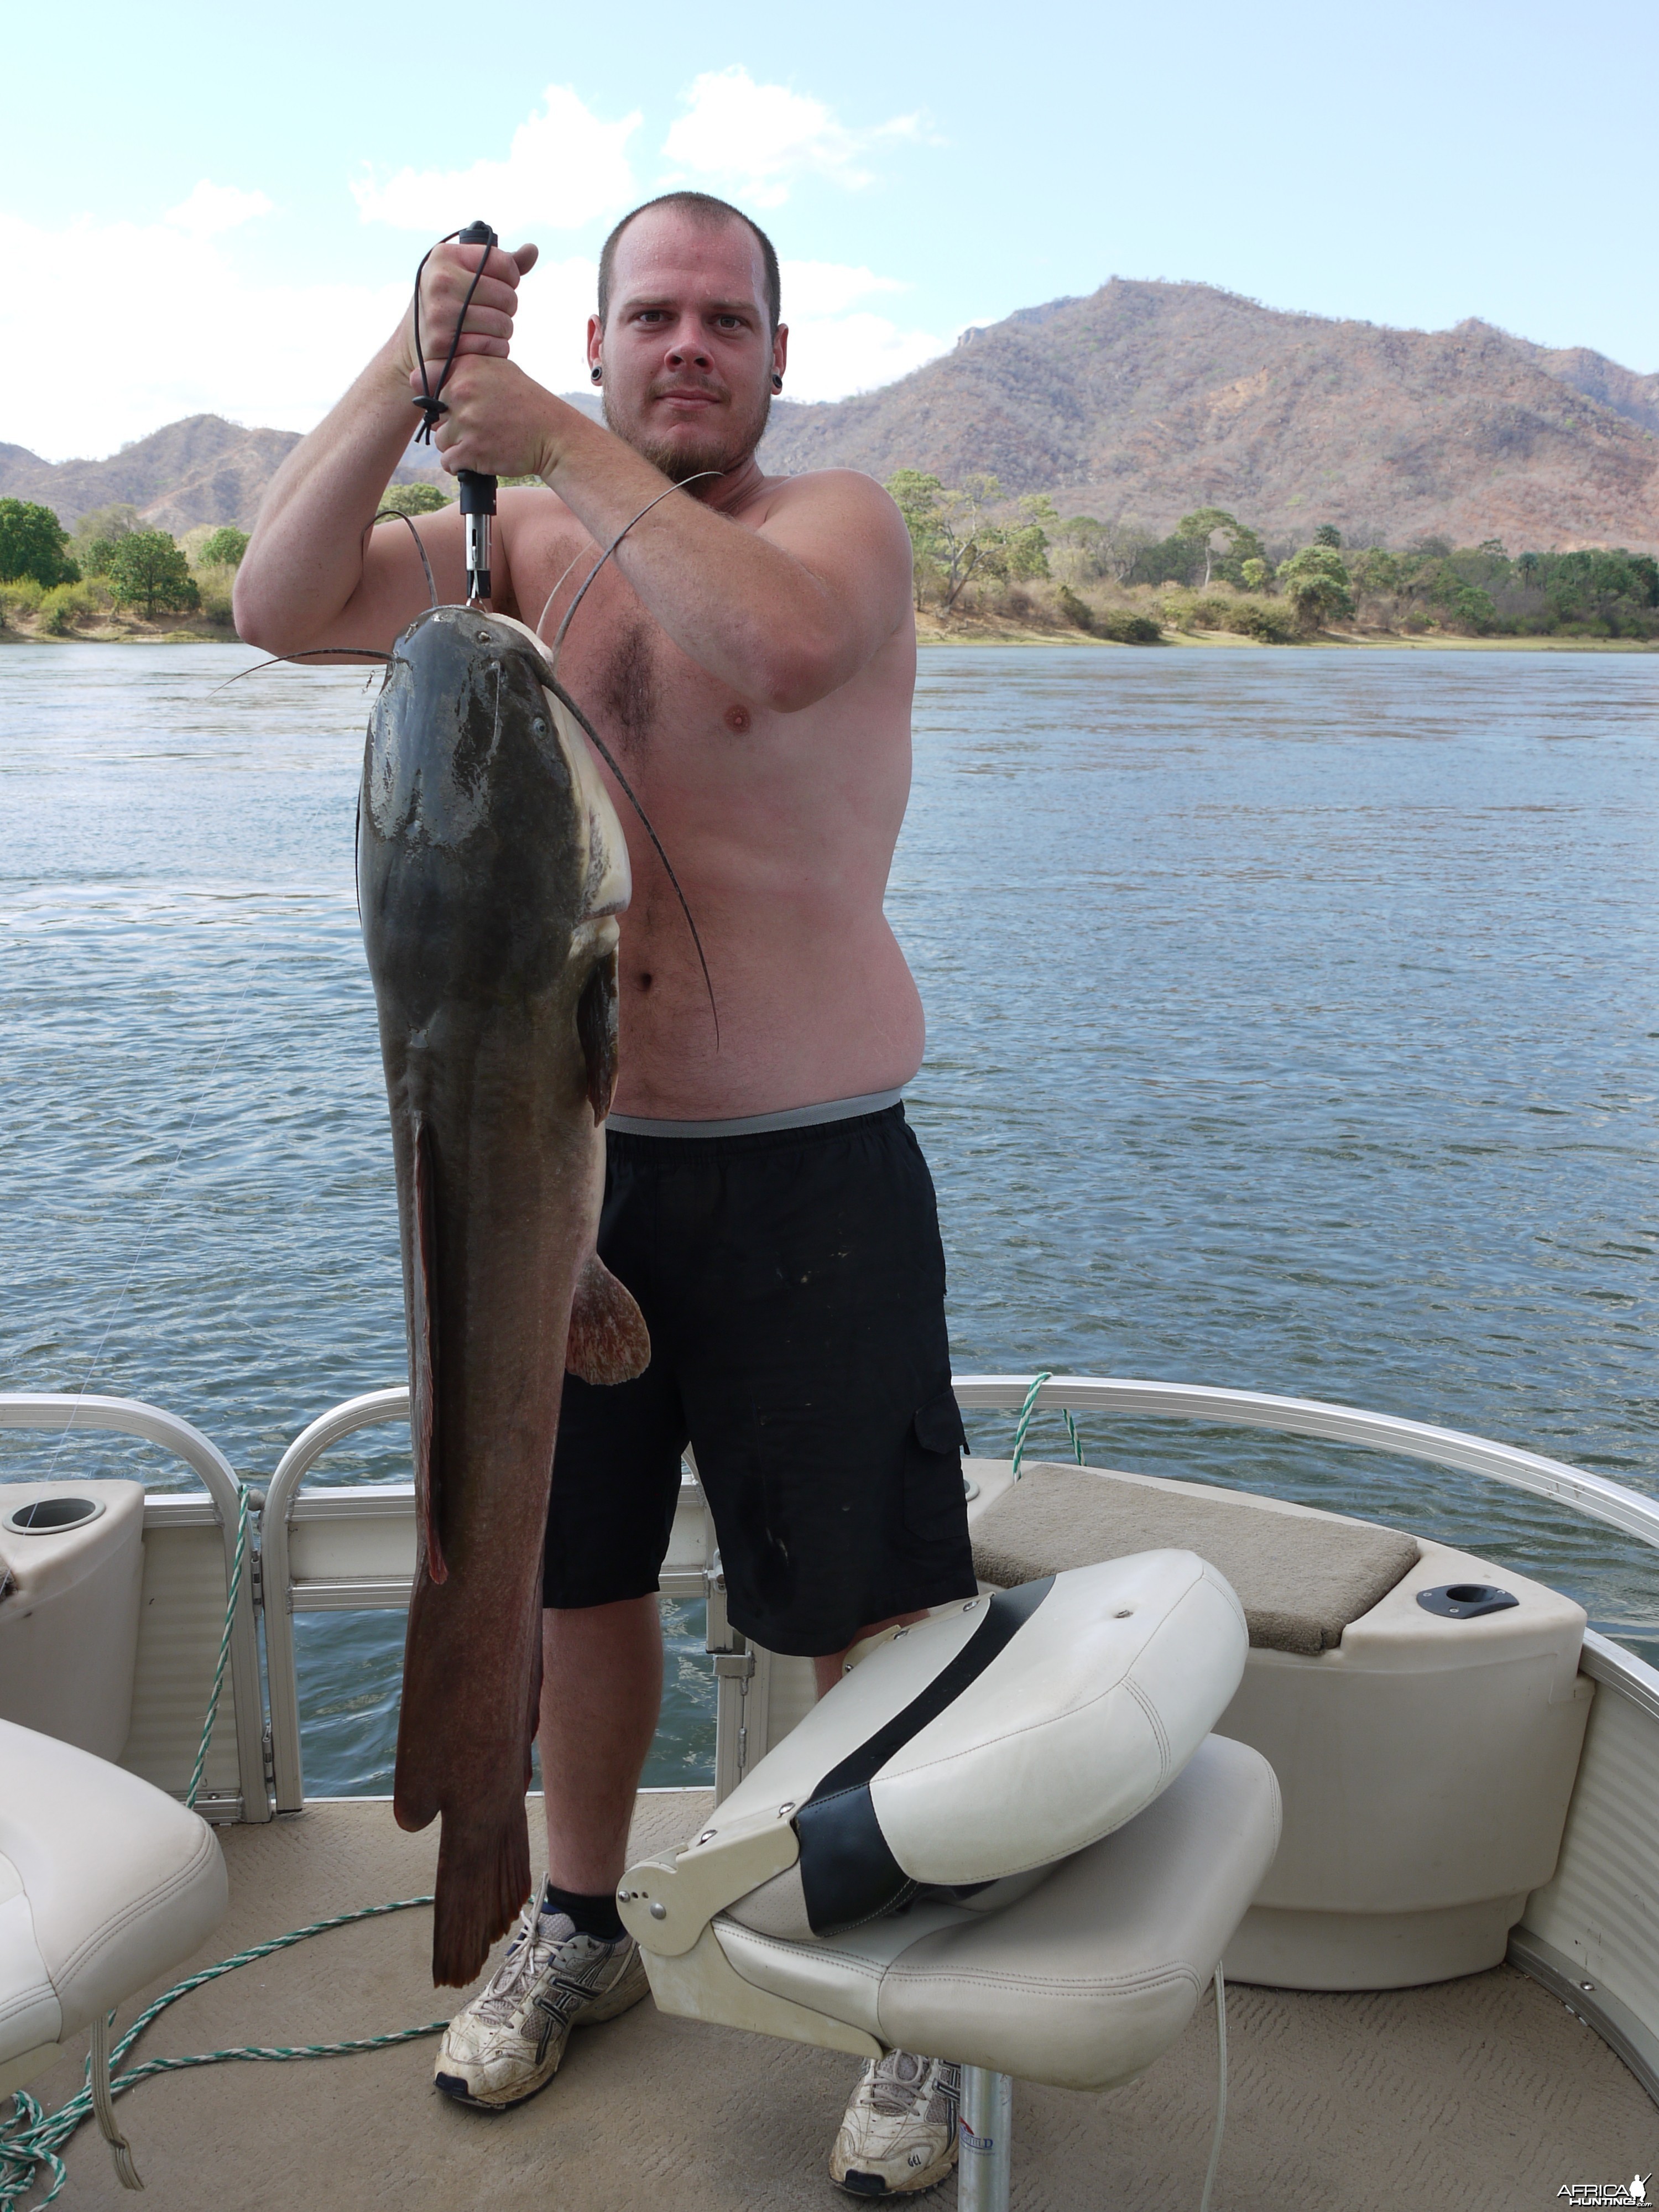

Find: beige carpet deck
[41,1795,1655,2211]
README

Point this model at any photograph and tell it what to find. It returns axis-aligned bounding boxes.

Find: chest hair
[603,624,658,756]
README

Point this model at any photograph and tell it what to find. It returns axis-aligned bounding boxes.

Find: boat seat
[972,1460,1418,1655]
[0,1717,229,2099]
[620,1553,1280,2101]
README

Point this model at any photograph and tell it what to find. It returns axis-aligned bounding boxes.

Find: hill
[6,288,1657,551]
[757,282,1659,552]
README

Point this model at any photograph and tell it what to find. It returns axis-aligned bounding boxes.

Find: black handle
[456,221,498,602]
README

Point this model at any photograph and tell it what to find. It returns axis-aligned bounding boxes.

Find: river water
[3,641,1656,1792]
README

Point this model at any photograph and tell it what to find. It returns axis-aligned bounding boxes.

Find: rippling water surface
[3,641,1656,1789]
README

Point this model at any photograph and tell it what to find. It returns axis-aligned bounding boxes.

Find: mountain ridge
[4,284,1656,549]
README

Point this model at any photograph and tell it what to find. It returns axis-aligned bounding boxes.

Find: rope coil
[1009,1373,1086,1479]
[0,1900,443,2208]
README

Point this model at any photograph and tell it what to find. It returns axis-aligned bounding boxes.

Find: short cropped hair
[597,192,781,333]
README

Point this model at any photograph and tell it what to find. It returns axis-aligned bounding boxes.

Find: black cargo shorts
[542,1102,976,1657]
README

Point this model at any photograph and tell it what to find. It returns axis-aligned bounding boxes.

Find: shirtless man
[237,191,974,2197]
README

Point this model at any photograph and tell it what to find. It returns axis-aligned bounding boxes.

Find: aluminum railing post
[958,2065,1013,2211]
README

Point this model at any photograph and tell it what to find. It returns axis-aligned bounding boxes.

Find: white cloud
[775,261,947,401]
[783,311,950,403]
[660,67,925,207]
[0,208,407,460]
[164,181,274,236]
[351,86,639,238]
[783,260,906,317]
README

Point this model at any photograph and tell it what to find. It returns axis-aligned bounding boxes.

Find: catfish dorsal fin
[566,1253,651,1386]
[411,1113,447,1584]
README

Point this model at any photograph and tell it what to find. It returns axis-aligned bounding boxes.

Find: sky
[4,0,1657,462]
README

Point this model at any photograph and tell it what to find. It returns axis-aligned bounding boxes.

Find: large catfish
[359,604,651,1986]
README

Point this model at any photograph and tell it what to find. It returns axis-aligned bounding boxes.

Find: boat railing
[0,1391,267,1822]
[7,1374,1658,1814]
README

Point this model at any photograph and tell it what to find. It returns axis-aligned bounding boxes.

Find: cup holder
[1417,1582,1519,1620]
[3,1495,107,1536]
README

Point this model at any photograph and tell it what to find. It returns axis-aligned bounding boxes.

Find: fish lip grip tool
[409,218,499,605]
[453,221,498,606]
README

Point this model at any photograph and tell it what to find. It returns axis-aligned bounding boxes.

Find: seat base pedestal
[958,2067,1013,2211]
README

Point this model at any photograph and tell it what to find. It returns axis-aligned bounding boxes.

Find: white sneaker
[432,1891,649,2111]
[830,2052,961,2195]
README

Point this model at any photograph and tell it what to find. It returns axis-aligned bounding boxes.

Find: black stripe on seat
[794,1578,1054,1937]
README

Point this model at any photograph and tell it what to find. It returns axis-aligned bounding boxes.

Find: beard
[603,383,773,484]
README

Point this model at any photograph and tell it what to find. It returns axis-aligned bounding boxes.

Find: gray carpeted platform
[40,1796,1655,2210]
[972,1461,1420,1655]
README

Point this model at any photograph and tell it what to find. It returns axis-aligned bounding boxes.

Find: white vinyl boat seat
[973,1461,1419,1655]
[0,1717,229,2095]
[621,1553,1281,2094]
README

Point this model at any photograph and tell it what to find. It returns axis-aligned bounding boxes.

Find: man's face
[589,209,787,483]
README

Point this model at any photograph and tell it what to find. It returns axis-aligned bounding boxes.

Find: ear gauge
[770,372,784,393]
[591,363,603,385]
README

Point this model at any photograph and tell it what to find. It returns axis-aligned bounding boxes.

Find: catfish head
[359,604,629,1119]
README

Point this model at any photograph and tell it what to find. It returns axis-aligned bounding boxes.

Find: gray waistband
[606,1087,905,1140]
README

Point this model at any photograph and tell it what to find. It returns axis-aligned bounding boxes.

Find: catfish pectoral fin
[410,1114,446,1584]
[566,1252,651,1385]
[431,1802,534,1987]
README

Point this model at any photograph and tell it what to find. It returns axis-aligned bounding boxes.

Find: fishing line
[540,672,720,1048]
[548,473,722,679]
[213,649,394,696]
[371,509,439,610]
[409,231,494,446]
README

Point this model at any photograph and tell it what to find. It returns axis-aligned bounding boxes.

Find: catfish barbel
[359,604,653,1986]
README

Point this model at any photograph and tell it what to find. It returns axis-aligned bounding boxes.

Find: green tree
[884,471,1019,613]
[980,494,1054,585]
[199,526,249,567]
[71,504,142,574]
[378,483,451,517]
[1279,544,1354,632]
[108,531,199,619]
[0,499,79,587]
[1239,557,1270,592]
[885,470,948,609]
[1313,523,1343,549]
[1175,508,1265,588]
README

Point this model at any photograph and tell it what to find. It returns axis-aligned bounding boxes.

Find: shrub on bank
[193,562,238,626]
[1093,608,1164,644]
[38,582,100,635]
[0,576,45,626]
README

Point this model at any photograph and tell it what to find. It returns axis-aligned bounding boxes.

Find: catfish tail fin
[431,1802,534,1986]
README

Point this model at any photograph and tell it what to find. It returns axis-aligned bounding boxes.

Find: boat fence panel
[1514,1632,1659,2106]
[127,1496,247,1814]
[262,1389,714,1810]
[0,1392,267,1823]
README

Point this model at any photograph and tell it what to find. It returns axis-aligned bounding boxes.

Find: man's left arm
[429,358,912,711]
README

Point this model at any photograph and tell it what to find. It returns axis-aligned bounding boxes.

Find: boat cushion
[0,1718,228,2068]
[722,1550,1248,1940]
[972,1462,1418,1656]
[713,1733,1281,2090]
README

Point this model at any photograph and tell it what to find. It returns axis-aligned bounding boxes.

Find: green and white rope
[1009,1372,1086,1479]
[0,1898,444,2207]
[185,1481,250,1809]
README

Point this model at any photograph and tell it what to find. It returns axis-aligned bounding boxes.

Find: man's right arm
[233,242,536,658]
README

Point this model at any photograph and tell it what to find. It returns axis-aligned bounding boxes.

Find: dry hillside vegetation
[758,282,1659,554]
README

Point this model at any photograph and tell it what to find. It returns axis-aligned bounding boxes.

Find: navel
[724,704,752,735]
